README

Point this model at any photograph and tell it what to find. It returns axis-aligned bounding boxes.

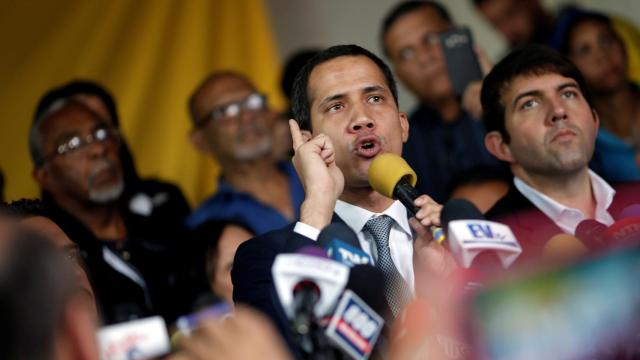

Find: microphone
[368,153,445,243]
[574,219,608,251]
[272,250,350,329]
[441,199,522,269]
[97,316,171,360]
[541,233,588,263]
[324,289,385,360]
[344,265,388,320]
[318,223,373,267]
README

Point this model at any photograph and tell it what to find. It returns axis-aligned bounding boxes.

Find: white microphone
[442,199,522,269]
[272,250,350,323]
[96,316,170,360]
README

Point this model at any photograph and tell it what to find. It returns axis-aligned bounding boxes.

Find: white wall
[265,0,640,112]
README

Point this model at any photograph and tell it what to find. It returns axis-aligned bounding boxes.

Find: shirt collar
[334,199,412,236]
[513,169,616,232]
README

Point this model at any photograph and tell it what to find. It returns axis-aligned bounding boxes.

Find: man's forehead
[199,75,255,105]
[40,104,102,135]
[308,55,389,101]
[502,72,579,100]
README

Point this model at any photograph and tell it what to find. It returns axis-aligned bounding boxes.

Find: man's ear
[300,129,312,143]
[32,166,53,192]
[399,112,409,143]
[189,129,211,154]
[484,131,514,163]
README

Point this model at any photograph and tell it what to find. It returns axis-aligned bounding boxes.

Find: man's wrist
[299,197,335,230]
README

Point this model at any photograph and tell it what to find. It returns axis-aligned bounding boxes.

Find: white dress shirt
[513,170,616,234]
[293,199,415,293]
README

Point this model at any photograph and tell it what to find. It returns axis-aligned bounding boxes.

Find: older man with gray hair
[29,99,198,324]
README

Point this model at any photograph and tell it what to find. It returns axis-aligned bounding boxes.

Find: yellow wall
[0,0,284,206]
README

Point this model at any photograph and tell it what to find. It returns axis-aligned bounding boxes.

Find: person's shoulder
[485,185,533,220]
[238,227,290,251]
[185,183,242,228]
[234,224,299,263]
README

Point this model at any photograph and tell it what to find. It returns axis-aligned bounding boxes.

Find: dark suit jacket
[485,181,640,267]
[231,214,349,354]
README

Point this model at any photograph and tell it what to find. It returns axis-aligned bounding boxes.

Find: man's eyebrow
[512,90,541,108]
[52,130,80,144]
[363,85,386,94]
[512,81,580,107]
[318,93,345,108]
[557,82,580,92]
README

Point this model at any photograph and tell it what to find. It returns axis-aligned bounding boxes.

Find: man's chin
[89,180,124,204]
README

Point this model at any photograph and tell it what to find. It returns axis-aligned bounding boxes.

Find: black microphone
[292,280,321,335]
[440,198,484,232]
[317,223,373,267]
[368,153,445,243]
[317,223,360,249]
[345,265,389,319]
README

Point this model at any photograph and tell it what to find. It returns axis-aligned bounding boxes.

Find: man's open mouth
[353,136,381,158]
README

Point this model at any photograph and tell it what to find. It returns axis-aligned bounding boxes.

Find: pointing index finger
[289,119,304,150]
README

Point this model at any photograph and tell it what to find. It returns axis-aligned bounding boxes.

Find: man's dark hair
[380,1,452,57]
[481,44,594,143]
[291,44,399,131]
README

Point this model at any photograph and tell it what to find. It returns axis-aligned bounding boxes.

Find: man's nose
[349,105,375,133]
[415,41,439,65]
[548,98,568,124]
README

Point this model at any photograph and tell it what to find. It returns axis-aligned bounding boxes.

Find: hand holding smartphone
[439,27,483,96]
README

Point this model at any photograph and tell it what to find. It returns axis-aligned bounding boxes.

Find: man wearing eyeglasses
[381,1,500,204]
[186,72,304,236]
[29,100,195,324]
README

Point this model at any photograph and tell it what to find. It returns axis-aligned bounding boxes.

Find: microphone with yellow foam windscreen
[368,153,445,244]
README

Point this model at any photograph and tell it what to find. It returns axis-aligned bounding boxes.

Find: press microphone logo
[326,290,384,360]
[447,220,522,268]
[466,223,508,242]
[326,239,373,267]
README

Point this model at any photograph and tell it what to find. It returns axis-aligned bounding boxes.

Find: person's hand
[290,119,344,229]
[461,45,493,121]
[408,195,458,303]
[461,81,483,120]
[168,306,293,360]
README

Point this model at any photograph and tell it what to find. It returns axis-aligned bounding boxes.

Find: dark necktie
[363,215,412,316]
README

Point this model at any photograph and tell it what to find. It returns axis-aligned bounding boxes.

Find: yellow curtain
[0,0,284,206]
[612,16,640,85]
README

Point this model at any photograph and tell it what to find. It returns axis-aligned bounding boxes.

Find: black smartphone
[439,27,483,96]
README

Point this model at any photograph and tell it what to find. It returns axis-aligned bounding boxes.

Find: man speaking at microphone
[482,44,640,263]
[232,44,456,346]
